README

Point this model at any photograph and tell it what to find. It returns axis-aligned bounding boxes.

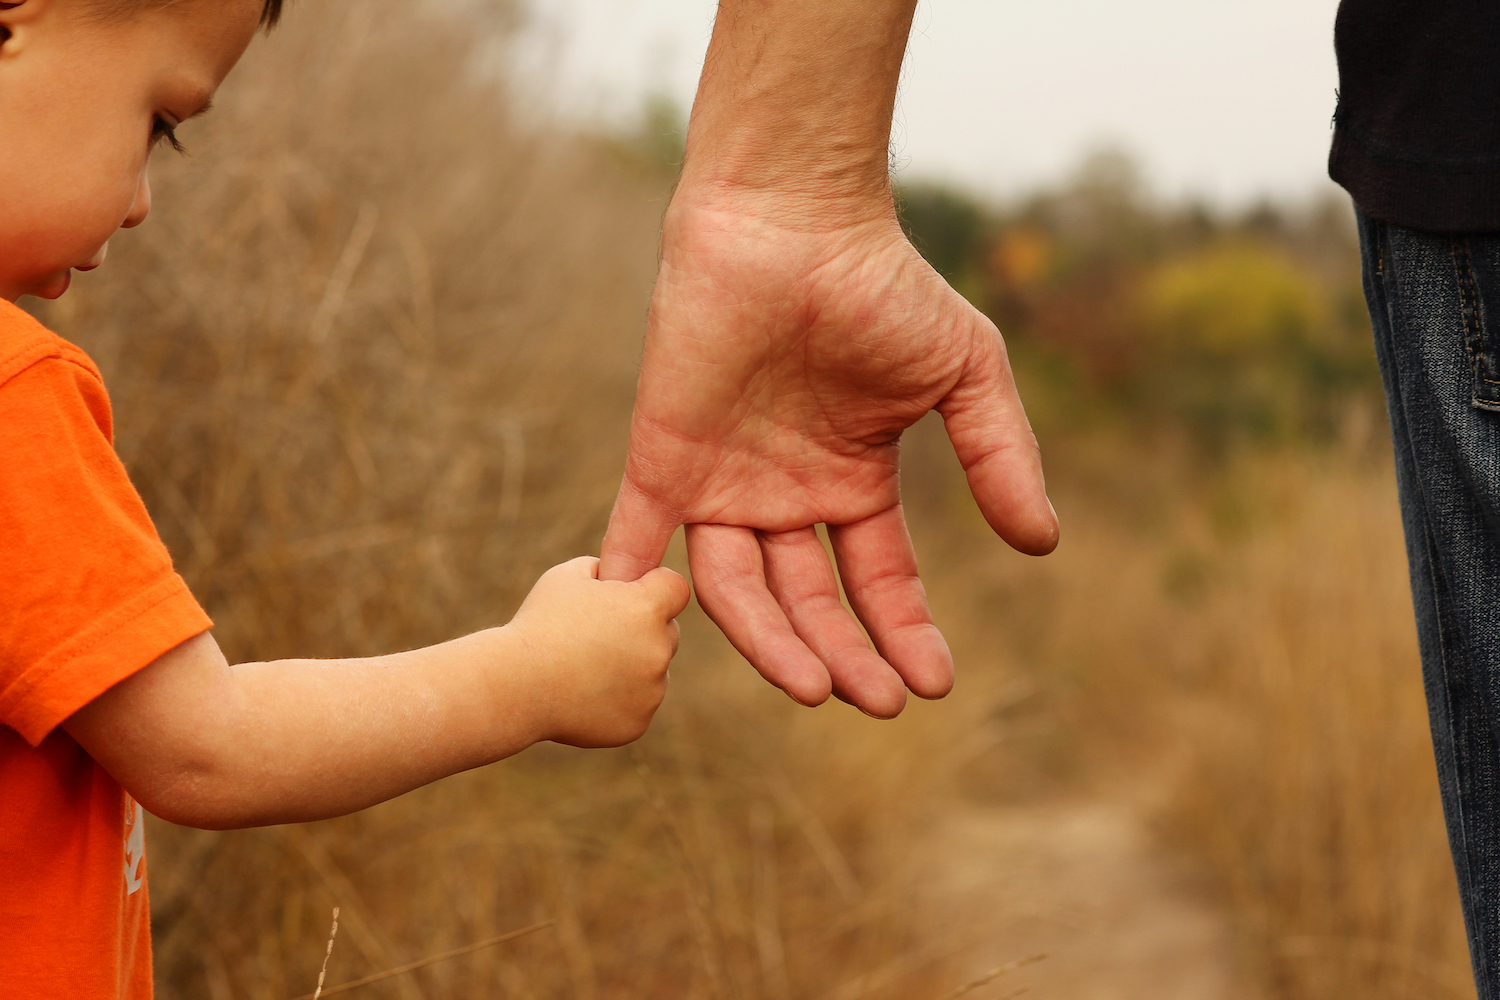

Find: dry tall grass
[27,2,1474,997]
[1162,451,1473,999]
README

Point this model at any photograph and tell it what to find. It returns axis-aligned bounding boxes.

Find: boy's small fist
[510,557,690,748]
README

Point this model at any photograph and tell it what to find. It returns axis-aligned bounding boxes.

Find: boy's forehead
[146,0,265,89]
[168,0,266,39]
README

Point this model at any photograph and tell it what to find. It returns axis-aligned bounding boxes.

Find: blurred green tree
[898,182,987,282]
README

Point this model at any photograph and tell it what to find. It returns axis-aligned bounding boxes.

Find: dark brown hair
[89,0,285,29]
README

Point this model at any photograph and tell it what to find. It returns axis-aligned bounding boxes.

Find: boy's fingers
[558,555,601,579]
[637,566,692,618]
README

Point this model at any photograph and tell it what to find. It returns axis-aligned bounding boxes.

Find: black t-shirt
[1330,0,1500,232]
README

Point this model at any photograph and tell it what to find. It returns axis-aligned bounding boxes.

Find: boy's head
[0,0,279,303]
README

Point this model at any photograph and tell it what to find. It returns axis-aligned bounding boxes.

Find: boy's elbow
[69,711,250,827]
[131,773,248,831]
[62,632,257,828]
[135,792,219,829]
[132,761,327,830]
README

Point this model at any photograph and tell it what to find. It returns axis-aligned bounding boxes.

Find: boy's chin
[30,270,72,300]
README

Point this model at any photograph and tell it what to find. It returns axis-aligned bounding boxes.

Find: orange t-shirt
[0,299,212,998]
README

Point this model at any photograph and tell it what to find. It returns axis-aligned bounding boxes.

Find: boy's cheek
[0,224,75,299]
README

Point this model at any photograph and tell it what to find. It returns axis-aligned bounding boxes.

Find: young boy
[0,1,690,995]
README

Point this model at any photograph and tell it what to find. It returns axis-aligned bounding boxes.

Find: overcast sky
[513,0,1346,208]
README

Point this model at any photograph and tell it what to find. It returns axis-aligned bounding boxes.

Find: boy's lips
[75,243,109,272]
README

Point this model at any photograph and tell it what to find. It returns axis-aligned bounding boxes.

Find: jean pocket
[1454,237,1500,411]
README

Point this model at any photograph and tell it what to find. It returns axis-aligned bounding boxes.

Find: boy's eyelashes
[152,116,186,154]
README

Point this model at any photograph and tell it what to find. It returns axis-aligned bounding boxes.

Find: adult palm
[600,195,1058,718]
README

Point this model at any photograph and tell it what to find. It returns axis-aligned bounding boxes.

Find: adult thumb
[939,324,1059,556]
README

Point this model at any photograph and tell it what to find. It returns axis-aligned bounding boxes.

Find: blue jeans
[1361,207,1500,997]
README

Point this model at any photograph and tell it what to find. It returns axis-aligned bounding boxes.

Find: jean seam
[1454,239,1500,396]
[1424,517,1493,998]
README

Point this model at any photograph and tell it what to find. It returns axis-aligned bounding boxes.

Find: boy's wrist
[466,624,556,752]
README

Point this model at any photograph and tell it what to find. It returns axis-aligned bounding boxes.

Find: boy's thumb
[637,566,691,618]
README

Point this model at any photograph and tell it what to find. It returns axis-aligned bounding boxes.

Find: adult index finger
[599,475,681,583]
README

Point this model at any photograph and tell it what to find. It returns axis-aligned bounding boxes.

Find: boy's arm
[62,558,689,830]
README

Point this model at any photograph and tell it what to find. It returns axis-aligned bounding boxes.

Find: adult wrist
[666,168,901,240]
[677,0,917,233]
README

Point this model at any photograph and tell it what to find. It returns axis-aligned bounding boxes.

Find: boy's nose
[122,172,152,229]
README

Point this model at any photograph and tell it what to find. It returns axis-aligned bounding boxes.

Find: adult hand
[598,0,1057,717]
[600,186,1057,718]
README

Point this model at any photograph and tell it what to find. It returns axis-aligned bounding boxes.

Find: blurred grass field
[29,2,1474,997]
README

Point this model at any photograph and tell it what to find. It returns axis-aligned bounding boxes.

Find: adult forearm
[683,0,917,216]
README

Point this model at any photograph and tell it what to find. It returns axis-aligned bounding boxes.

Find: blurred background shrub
[901,150,1378,453]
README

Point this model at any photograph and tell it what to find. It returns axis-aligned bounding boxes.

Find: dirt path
[917,796,1252,999]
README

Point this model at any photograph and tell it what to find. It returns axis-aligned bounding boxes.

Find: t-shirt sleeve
[0,355,211,746]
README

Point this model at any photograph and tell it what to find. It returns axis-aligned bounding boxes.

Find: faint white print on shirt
[123,797,144,896]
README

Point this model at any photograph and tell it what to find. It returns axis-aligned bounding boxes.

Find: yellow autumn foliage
[1140,242,1329,354]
